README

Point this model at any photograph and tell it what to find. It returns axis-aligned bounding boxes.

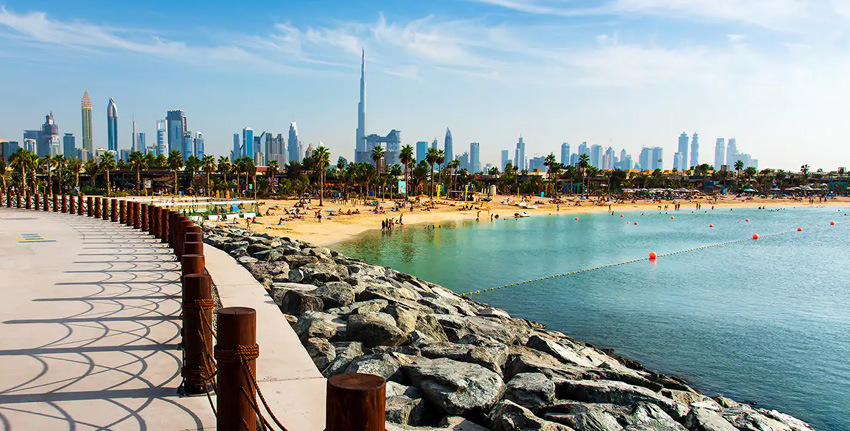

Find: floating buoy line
[459,228,804,297]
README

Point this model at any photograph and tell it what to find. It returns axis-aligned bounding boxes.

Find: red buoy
[746,219,750,222]
[830,221,835,226]
[649,252,657,260]
[670,216,674,219]
[575,217,579,221]
[709,224,714,228]
[797,227,802,232]
[634,222,638,226]
[620,214,624,218]
[752,234,759,240]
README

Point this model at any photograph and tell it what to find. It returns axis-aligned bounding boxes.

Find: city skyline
[1,1,848,171]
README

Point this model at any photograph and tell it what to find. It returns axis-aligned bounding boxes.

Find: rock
[527,336,595,368]
[505,373,556,411]
[478,307,512,319]
[387,381,422,398]
[555,380,687,420]
[345,353,402,380]
[386,417,489,431]
[270,282,316,301]
[683,408,737,431]
[303,337,336,370]
[278,289,324,315]
[420,343,508,375]
[323,341,366,377]
[246,243,272,254]
[244,261,290,279]
[712,397,739,409]
[719,405,804,431]
[489,400,574,431]
[505,346,584,382]
[623,403,687,431]
[222,240,248,252]
[292,311,345,340]
[298,262,350,283]
[403,358,505,415]
[386,304,423,333]
[327,299,389,316]
[313,281,356,309]
[660,389,721,411]
[759,410,812,431]
[289,268,306,283]
[348,312,411,347]
[386,395,425,425]
[237,256,258,264]
[542,402,630,430]
[412,315,450,345]
[254,248,285,261]
[435,315,522,344]
[283,254,319,267]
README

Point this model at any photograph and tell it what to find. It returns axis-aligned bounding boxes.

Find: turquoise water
[336,206,850,430]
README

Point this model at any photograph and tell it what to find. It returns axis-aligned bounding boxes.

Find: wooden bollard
[111,199,118,222]
[86,196,93,217]
[77,195,84,215]
[326,373,387,431]
[160,210,170,243]
[45,194,51,211]
[181,254,205,280]
[176,219,193,258]
[125,201,133,226]
[148,205,156,234]
[169,213,180,247]
[150,206,159,237]
[119,200,127,224]
[181,273,214,395]
[215,307,258,431]
[185,231,203,248]
[102,198,109,220]
[133,202,141,229]
[62,195,68,213]
[6,192,10,207]
[183,241,203,256]
[33,194,39,210]
[16,194,21,208]
[140,204,148,231]
[94,197,101,218]
[68,195,75,213]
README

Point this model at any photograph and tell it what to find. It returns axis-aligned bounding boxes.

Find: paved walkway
[0,207,215,430]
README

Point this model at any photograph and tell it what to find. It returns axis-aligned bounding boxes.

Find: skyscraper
[470,142,480,173]
[690,133,699,168]
[243,128,254,160]
[137,132,145,154]
[132,114,137,152]
[590,144,602,168]
[638,148,650,172]
[726,138,738,167]
[676,132,689,170]
[515,137,526,171]
[63,133,76,158]
[305,143,316,159]
[81,91,93,154]
[156,120,166,156]
[288,122,299,162]
[714,138,725,170]
[444,128,453,162]
[107,98,118,152]
[232,134,240,160]
[578,142,588,159]
[651,147,664,171]
[416,141,428,163]
[501,150,510,171]
[166,110,187,156]
[355,48,368,163]
[183,131,194,160]
[36,113,60,157]
[194,132,204,159]
[560,143,570,165]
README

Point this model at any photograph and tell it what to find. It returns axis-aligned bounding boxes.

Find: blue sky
[1,0,849,171]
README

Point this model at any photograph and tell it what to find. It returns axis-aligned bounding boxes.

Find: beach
[210,194,850,246]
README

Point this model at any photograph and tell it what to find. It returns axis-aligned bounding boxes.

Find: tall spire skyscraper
[355,48,367,163]
[81,91,93,154]
[107,98,118,152]
[444,128,453,162]
[132,114,137,152]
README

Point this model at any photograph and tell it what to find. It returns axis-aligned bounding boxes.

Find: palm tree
[544,153,557,197]
[9,148,31,192]
[371,146,385,199]
[167,150,184,194]
[244,157,258,200]
[67,157,83,190]
[399,144,414,198]
[426,147,440,198]
[0,158,8,196]
[186,155,201,191]
[578,153,590,195]
[99,152,117,195]
[53,154,66,195]
[313,146,331,206]
[128,151,146,194]
[435,150,445,196]
[202,155,216,196]
[218,156,232,188]
[447,159,460,200]
[83,160,99,188]
[41,155,55,196]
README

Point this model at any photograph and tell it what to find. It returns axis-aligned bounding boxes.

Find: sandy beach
[206,194,850,247]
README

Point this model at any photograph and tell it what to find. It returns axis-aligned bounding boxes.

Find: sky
[1,0,849,171]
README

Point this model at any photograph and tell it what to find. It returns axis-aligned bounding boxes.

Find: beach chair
[208,215,220,221]
[244,212,256,218]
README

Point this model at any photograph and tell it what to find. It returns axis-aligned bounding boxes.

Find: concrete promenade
[0,207,215,430]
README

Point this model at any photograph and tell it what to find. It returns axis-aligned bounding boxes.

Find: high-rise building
[501,150,510,171]
[106,99,118,152]
[183,131,194,160]
[81,91,93,154]
[638,147,651,172]
[603,147,616,170]
[137,132,145,154]
[726,138,738,167]
[242,128,254,161]
[676,132,689,170]
[569,153,578,166]
[590,144,602,168]
[416,141,428,163]
[366,130,402,166]
[690,133,699,168]
[444,128,453,162]
[673,153,685,171]
[457,152,469,171]
[194,132,204,159]
[560,143,570,165]
[529,156,546,171]
[3,141,20,161]
[33,113,60,157]
[264,133,274,164]
[305,143,316,159]
[232,134,241,160]
[714,138,726,170]
[288,123,300,162]
[621,154,633,170]
[470,142,480,173]
[156,120,166,156]
[578,142,588,157]
[132,114,138,152]
[651,147,664,170]
[515,137,526,171]
[63,133,76,158]
[166,110,187,156]
[355,48,368,163]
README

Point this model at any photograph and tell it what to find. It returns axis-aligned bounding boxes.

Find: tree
[202,155,216,196]
[67,157,82,189]
[83,160,99,188]
[313,146,331,206]
[266,160,279,196]
[40,155,54,196]
[578,153,590,195]
[0,158,8,196]
[426,147,440,198]
[186,155,201,191]
[435,149,445,195]
[447,159,460,200]
[154,154,167,168]
[544,153,557,197]
[167,150,184,194]
[9,148,32,192]
[399,144,414,198]
[53,154,66,194]
[218,156,232,188]
[99,152,117,195]
[128,151,146,194]
[371,146,385,198]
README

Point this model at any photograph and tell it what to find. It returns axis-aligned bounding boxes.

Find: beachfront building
[81,91,93,154]
[714,138,725,170]
[690,133,699,168]
[561,143,570,165]
[107,98,118,152]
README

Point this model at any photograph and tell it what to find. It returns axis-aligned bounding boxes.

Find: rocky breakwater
[203,224,814,431]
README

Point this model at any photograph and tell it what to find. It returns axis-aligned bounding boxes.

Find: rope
[214,344,260,363]
[239,353,289,431]
[460,229,798,296]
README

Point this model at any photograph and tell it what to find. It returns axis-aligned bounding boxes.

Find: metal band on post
[326,373,387,431]
[215,307,258,431]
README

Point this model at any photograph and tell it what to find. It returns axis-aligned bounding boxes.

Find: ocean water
[336,205,850,430]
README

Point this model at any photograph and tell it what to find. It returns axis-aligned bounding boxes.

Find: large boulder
[303,337,335,371]
[683,408,737,431]
[386,395,426,425]
[313,281,356,309]
[278,289,324,315]
[527,335,596,368]
[420,343,508,375]
[327,299,389,316]
[348,312,411,347]
[434,315,523,344]
[719,405,807,431]
[323,341,366,377]
[505,373,556,411]
[254,247,286,261]
[246,243,272,255]
[386,417,489,431]
[623,403,687,431]
[555,380,687,420]
[244,260,290,280]
[283,254,319,267]
[292,311,346,340]
[345,352,402,380]
[542,401,630,430]
[298,262,350,283]
[505,346,585,382]
[489,400,574,431]
[403,358,505,415]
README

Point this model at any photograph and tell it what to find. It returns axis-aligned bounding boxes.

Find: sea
[336,205,850,430]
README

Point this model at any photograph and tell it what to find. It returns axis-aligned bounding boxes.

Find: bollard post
[16,193,22,209]
[185,231,203,249]
[55,195,61,212]
[6,192,10,208]
[326,373,387,431]
[133,202,141,229]
[148,205,156,235]
[181,253,205,281]
[169,213,180,247]
[160,210,170,243]
[120,200,127,224]
[215,307,258,431]
[111,199,118,222]
[45,194,51,212]
[176,219,194,258]
[78,195,84,215]
[94,197,101,218]
[183,241,204,256]
[34,194,40,210]
[181,273,214,395]
[102,198,109,220]
[150,206,159,237]
[140,204,148,231]
[68,195,75,213]
[86,196,93,217]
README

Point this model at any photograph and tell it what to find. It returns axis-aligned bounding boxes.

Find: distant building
[590,144,602,168]
[3,141,20,161]
[156,120,166,156]
[137,132,146,154]
[355,49,368,163]
[120,149,131,163]
[621,154,633,170]
[578,142,588,157]
[194,132,204,159]
[638,147,651,172]
[690,133,699,168]
[569,153,578,166]
[529,156,545,172]
[416,141,428,163]
[470,142,480,173]
[444,128,453,162]
[366,130,402,166]
[36,113,60,157]
[560,143,570,165]
[673,152,685,171]
[651,147,664,170]
[457,152,469,171]
[714,138,725,170]
[676,132,688,170]
[107,98,118,152]
[81,91,93,154]
[63,133,76,158]
[603,147,616,170]
[166,110,187,156]
[515,137,526,171]
[305,143,316,159]
[242,128,254,161]
[288,123,299,162]
[183,131,194,160]
[726,138,738,167]
[501,150,510,171]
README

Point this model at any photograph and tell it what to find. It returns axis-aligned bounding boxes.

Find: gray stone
[246,243,272,254]
[283,254,319,267]
[623,403,687,431]
[348,312,411,347]
[222,240,248,252]
[489,400,574,431]
[720,405,804,431]
[345,353,402,380]
[292,311,345,340]
[420,343,508,375]
[555,380,687,421]
[278,289,324,315]
[270,282,316,302]
[387,381,422,398]
[237,255,258,264]
[759,410,813,431]
[412,314,450,345]
[386,395,425,425]
[288,268,306,283]
[435,315,522,344]
[244,261,290,279]
[506,373,556,411]
[254,247,285,261]
[304,337,336,370]
[403,358,505,415]
[313,281,356,309]
[299,262,350,283]
[527,335,595,368]
[386,417,489,431]
[327,299,389,316]
[683,408,737,431]
[323,341,366,377]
